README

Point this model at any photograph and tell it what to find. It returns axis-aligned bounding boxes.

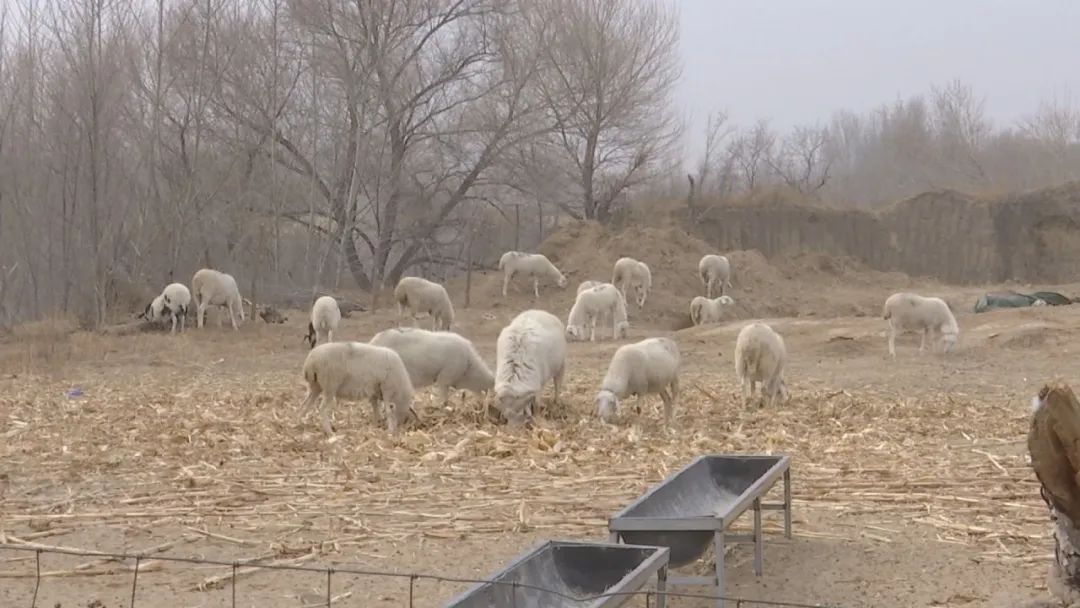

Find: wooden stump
[1029,382,1080,606]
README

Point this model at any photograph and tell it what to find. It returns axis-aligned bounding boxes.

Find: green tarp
[974,291,1073,313]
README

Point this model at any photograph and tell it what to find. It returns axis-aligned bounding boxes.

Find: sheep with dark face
[304,296,341,348]
[139,283,192,334]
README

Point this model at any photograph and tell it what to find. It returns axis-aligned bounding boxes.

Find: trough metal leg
[655,565,668,608]
[783,468,793,539]
[608,531,619,543]
[753,498,764,576]
[713,530,726,608]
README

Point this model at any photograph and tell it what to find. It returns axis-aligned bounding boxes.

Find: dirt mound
[448,221,922,329]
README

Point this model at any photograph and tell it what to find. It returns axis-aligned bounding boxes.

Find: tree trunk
[1029,382,1080,606]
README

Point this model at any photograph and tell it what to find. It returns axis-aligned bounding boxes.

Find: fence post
[408,574,416,607]
[232,562,238,608]
[326,568,333,607]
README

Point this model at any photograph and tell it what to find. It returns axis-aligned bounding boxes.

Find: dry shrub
[0,316,80,373]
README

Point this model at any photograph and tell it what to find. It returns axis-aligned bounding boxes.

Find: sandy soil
[0,225,1074,608]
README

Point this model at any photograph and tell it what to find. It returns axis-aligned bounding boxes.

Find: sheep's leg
[299,386,321,421]
[659,388,674,425]
[197,302,207,329]
[318,395,337,435]
[918,329,927,354]
[706,280,712,299]
[887,327,897,358]
[179,312,186,333]
[589,316,597,342]
[552,366,564,407]
[502,271,512,298]
[327,329,333,343]
[170,314,178,335]
[533,278,540,299]
[369,398,383,425]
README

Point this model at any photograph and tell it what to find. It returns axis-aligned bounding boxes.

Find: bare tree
[727,119,775,193]
[537,0,681,222]
[769,124,832,195]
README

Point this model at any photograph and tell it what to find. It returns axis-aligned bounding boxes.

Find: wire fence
[0,542,845,608]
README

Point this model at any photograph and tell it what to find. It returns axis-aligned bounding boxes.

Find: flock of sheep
[141,250,962,435]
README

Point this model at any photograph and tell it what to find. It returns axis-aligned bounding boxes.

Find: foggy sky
[678,0,1080,155]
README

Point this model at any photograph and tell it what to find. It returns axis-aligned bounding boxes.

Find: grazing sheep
[393,277,454,331]
[612,257,652,308]
[576,280,605,295]
[494,309,566,427]
[370,327,494,407]
[734,322,789,409]
[159,283,192,334]
[140,295,167,324]
[299,342,415,435]
[699,254,732,298]
[689,295,736,326]
[883,292,959,358]
[596,337,680,425]
[191,268,245,330]
[566,282,629,342]
[498,252,568,299]
[304,296,342,349]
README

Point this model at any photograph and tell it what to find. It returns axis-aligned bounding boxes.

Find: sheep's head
[494,388,533,427]
[565,325,586,342]
[596,390,619,423]
[555,273,568,288]
[940,331,959,353]
[615,321,630,339]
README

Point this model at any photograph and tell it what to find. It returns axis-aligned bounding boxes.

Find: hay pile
[449,220,922,328]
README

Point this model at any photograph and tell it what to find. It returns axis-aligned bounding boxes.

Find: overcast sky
[677,0,1080,157]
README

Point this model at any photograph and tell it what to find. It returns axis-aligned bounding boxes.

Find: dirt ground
[0,225,1074,608]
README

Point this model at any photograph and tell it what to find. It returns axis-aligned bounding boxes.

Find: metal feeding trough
[608,454,792,607]
[444,540,670,608]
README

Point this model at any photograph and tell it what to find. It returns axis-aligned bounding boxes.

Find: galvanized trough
[443,540,670,608]
[608,454,792,608]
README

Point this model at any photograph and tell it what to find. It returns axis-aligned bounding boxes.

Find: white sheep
[699,254,732,298]
[498,252,568,299]
[305,296,342,348]
[494,309,566,427]
[393,277,454,331]
[596,337,680,425]
[734,322,790,409]
[159,282,192,334]
[369,327,494,407]
[882,292,959,358]
[612,257,652,308]
[299,342,415,435]
[191,268,245,330]
[566,282,629,342]
[689,295,735,326]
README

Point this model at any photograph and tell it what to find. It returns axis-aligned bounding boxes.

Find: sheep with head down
[304,296,341,348]
[596,337,680,425]
[566,282,629,342]
[734,321,790,409]
[299,342,415,435]
[612,257,651,308]
[393,277,454,331]
[882,292,959,358]
[498,252,567,299]
[191,268,245,330]
[493,309,566,427]
[369,327,494,409]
